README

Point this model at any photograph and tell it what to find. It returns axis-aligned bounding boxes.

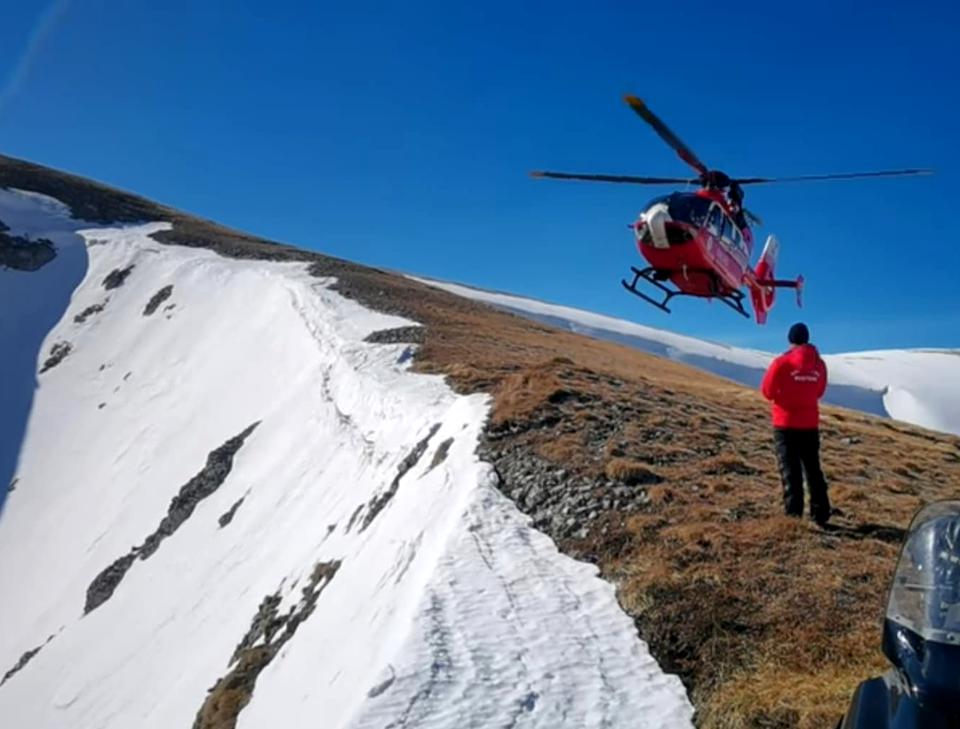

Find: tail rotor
[749,236,803,324]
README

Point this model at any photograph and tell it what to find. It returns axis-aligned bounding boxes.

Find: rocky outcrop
[39,342,72,373]
[0,230,56,272]
[143,285,173,316]
[218,497,245,528]
[139,422,260,559]
[1,645,42,687]
[74,301,107,323]
[85,552,138,615]
[364,326,424,345]
[84,422,260,614]
[102,265,134,290]
[0,631,58,688]
[193,560,341,729]
[361,424,441,531]
[428,438,454,471]
[481,440,651,543]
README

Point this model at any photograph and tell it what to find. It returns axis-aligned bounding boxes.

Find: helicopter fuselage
[633,189,753,296]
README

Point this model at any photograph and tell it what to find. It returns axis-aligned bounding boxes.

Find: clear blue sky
[2,0,957,353]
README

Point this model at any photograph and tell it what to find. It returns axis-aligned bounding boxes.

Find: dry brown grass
[604,458,664,485]
[537,431,586,464]
[491,360,573,424]
[195,646,272,729]
[610,508,899,727]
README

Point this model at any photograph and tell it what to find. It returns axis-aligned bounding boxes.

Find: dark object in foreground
[838,500,960,728]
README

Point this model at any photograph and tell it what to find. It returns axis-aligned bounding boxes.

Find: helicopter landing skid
[621,266,750,318]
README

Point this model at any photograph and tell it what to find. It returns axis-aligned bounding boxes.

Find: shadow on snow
[0,227,88,516]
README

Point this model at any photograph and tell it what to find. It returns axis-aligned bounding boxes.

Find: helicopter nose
[644,206,672,249]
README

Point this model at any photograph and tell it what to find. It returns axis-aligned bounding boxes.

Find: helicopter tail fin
[750,235,779,324]
[750,235,804,324]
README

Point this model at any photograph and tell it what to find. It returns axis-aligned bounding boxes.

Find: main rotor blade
[734,168,933,184]
[744,208,764,227]
[623,95,709,176]
[530,170,696,185]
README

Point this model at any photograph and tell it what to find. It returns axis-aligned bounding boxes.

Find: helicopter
[531,95,931,324]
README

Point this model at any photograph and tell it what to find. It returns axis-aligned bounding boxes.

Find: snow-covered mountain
[0,188,693,728]
[411,278,960,437]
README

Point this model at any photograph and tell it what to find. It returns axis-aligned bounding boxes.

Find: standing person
[760,322,831,526]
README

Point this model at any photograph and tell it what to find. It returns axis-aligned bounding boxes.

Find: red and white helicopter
[532,95,931,324]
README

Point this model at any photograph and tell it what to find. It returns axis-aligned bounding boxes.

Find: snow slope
[0,189,89,514]
[411,278,960,437]
[0,189,693,728]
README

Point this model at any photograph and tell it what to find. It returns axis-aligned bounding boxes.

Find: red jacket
[760,344,828,429]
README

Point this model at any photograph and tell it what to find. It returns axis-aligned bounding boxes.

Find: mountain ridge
[409,275,960,437]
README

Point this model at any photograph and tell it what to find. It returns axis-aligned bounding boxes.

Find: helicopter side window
[707,206,724,235]
[720,215,733,242]
[732,226,743,250]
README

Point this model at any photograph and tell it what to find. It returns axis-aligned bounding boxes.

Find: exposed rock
[428,438,454,471]
[0,231,57,272]
[74,301,107,323]
[361,423,441,531]
[193,560,341,729]
[139,422,260,559]
[478,437,652,543]
[364,326,424,345]
[84,422,261,614]
[7,477,17,494]
[39,341,72,373]
[144,285,174,316]
[102,265,134,290]
[1,645,42,686]
[85,551,138,614]
[345,503,365,533]
[230,594,284,661]
[218,497,245,528]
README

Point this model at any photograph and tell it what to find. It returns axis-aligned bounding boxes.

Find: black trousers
[773,428,830,524]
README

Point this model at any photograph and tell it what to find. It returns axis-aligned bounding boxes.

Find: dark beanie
[788,322,810,345]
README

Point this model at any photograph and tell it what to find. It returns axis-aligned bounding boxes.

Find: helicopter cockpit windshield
[646,193,711,228]
[887,501,960,646]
